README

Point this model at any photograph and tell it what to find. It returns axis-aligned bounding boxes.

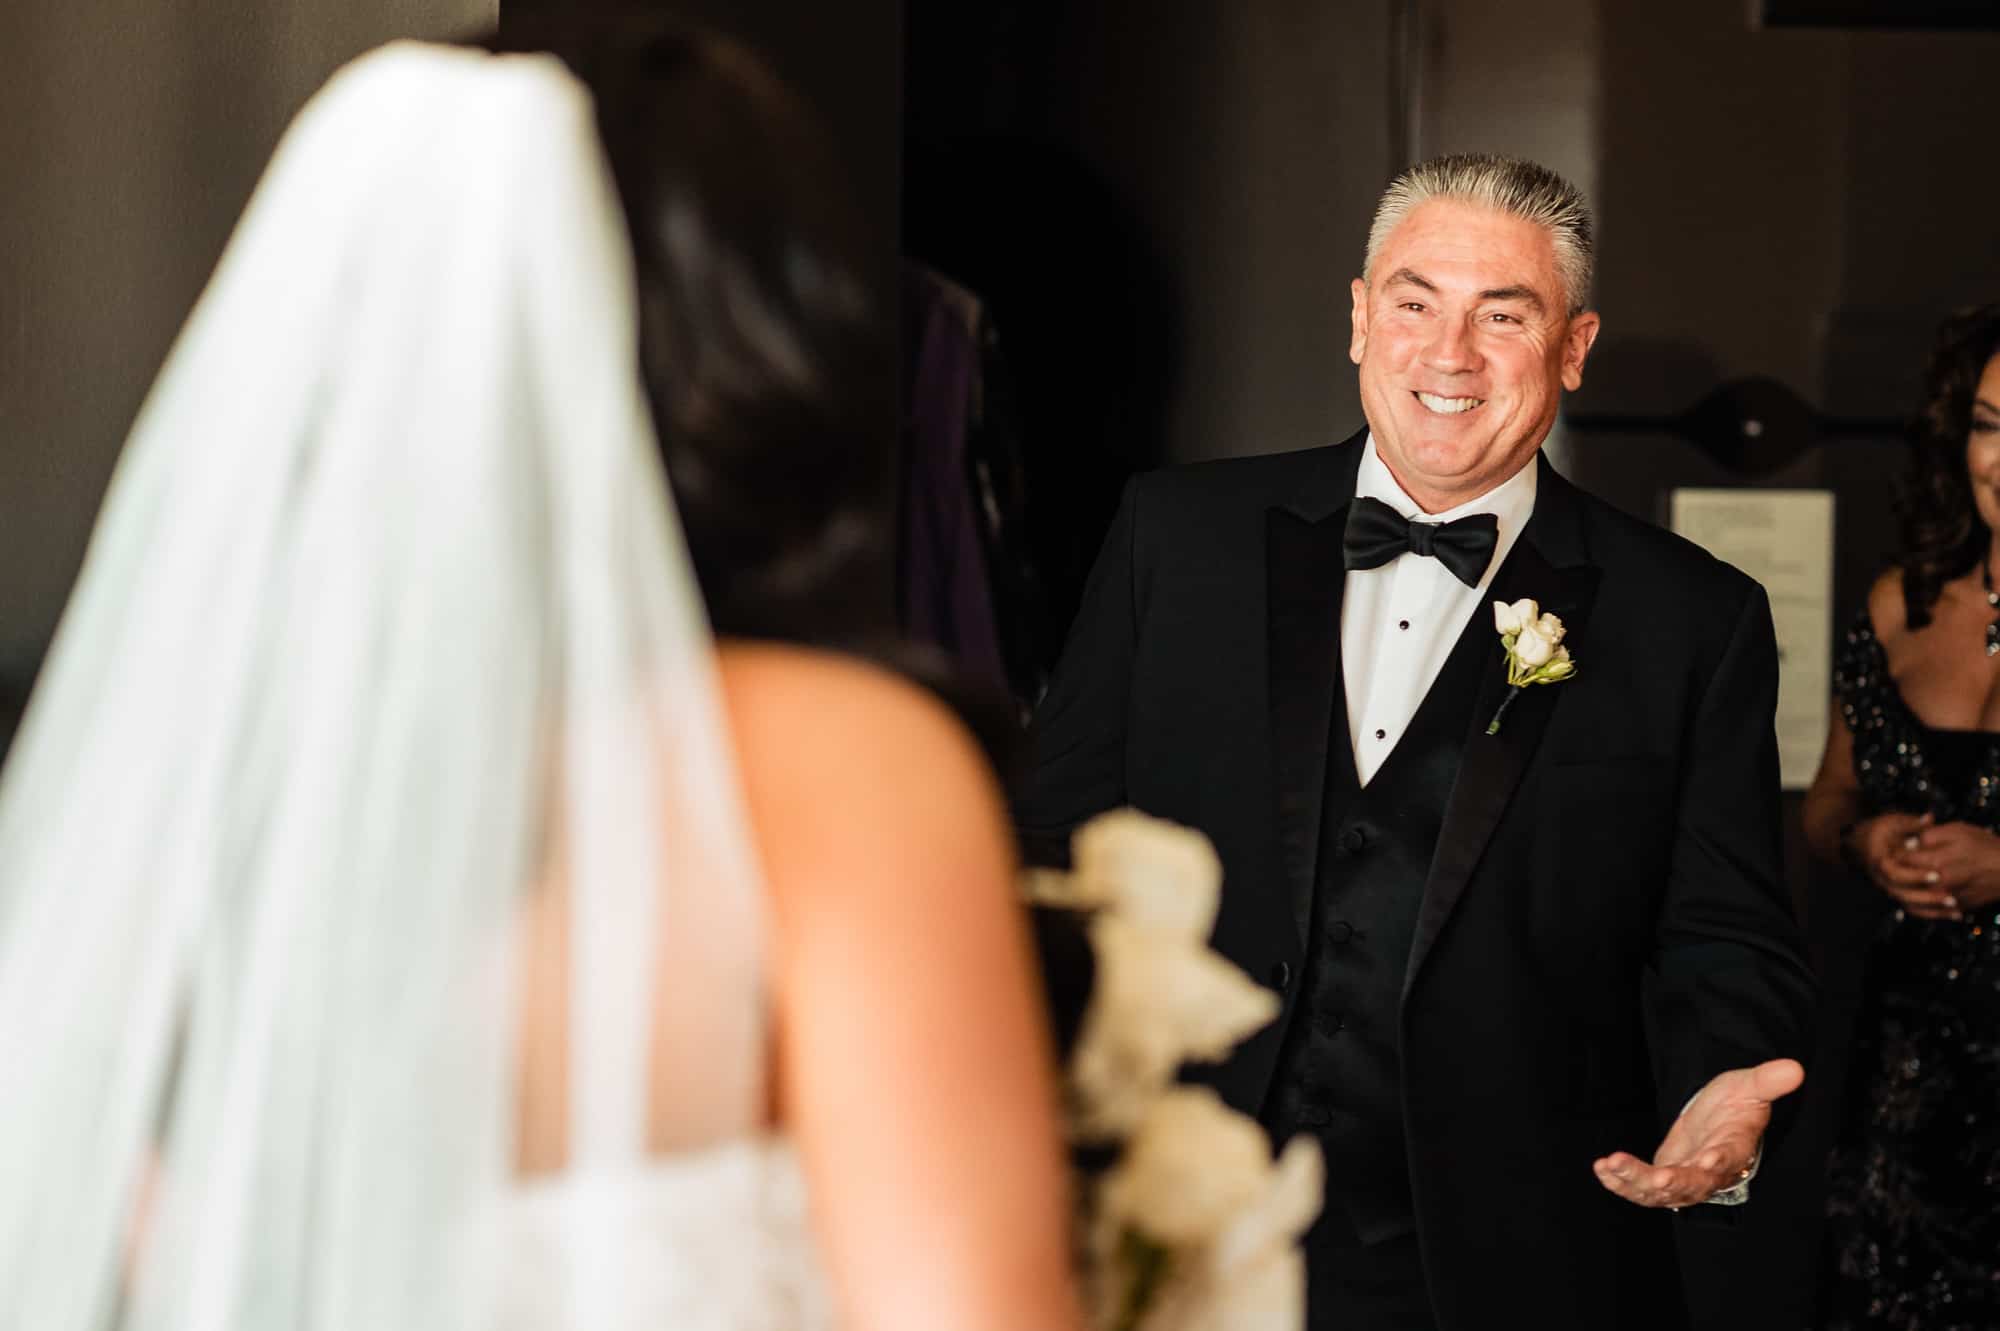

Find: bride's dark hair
[482,9,893,646]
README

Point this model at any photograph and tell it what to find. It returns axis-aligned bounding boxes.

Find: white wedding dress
[0,41,838,1331]
[467,1143,832,1331]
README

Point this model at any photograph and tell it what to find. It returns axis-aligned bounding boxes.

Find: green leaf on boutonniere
[1487,601,1576,733]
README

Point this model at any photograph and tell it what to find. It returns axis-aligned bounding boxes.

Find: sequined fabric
[1819,609,2000,1331]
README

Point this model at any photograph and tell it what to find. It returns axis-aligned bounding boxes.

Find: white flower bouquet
[1026,810,1323,1331]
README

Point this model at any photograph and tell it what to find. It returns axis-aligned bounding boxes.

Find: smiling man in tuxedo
[1013,155,1815,1331]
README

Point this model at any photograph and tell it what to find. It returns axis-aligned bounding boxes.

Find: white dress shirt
[1342,435,1538,786]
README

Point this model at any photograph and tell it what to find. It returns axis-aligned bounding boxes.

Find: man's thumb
[1749,1057,1804,1102]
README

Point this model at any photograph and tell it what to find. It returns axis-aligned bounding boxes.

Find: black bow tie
[1341,495,1499,587]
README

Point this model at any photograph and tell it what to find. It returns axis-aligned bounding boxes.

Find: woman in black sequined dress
[1804,304,2000,1331]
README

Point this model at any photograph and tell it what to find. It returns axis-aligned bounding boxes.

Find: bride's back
[491,16,1083,1330]
[0,19,1079,1331]
[510,641,1071,1329]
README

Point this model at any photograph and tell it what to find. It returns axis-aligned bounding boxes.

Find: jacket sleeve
[1009,477,1143,869]
[1644,578,1818,1142]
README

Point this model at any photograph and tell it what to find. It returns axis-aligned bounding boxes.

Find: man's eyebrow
[1477,284,1546,312]
[1383,270,1549,314]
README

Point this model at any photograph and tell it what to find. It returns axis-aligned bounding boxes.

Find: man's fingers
[1746,1057,1804,1103]
[1591,1156,1660,1205]
[1592,1156,1725,1209]
[1658,1132,1755,1176]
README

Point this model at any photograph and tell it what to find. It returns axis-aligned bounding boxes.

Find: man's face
[1349,198,1600,512]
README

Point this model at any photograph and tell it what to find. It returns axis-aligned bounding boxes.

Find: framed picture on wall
[1669,488,1837,791]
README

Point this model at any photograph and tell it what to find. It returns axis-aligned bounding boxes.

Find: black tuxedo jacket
[1013,431,1816,1328]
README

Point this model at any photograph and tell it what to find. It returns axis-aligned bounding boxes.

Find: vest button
[1338,827,1368,855]
[1327,920,1355,945]
[1269,960,1292,990]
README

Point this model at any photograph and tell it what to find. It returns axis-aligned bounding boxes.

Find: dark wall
[1582,2,2000,425]
[904,0,1396,648]
[909,0,1394,468]
[0,0,499,758]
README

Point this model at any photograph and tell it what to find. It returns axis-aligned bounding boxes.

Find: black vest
[1262,609,1491,1244]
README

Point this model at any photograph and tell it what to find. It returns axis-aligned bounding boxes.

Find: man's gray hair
[1364,153,1594,315]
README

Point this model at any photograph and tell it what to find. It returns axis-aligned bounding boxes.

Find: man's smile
[1413,390,1486,415]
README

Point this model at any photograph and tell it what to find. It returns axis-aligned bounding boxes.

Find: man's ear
[1560,311,1602,392]
[1349,276,1369,366]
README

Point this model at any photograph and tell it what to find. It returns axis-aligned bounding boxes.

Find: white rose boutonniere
[1487,598,1576,734]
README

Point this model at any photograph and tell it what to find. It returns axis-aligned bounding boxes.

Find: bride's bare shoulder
[714,642,1007,863]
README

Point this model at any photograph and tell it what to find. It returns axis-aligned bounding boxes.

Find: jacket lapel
[1403,457,1601,1001]
[1266,434,1365,947]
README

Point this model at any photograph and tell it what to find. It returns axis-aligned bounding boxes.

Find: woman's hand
[1848,812,1965,919]
[1901,819,2000,912]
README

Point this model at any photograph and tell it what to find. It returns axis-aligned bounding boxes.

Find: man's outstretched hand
[1592,1058,1804,1209]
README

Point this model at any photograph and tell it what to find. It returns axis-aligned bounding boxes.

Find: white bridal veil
[0,41,766,1329]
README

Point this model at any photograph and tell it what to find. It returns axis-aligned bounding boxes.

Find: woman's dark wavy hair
[1898,303,2000,629]
[482,9,893,646]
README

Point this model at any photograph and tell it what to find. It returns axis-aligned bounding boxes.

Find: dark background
[6,1,2000,1323]
[1760,0,2000,29]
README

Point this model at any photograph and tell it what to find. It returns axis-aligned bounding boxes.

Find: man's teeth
[1416,392,1484,415]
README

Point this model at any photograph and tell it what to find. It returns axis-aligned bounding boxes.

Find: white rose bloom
[1513,623,1556,668]
[1073,809,1223,939]
[1138,1248,1305,1331]
[1100,1088,1272,1246]
[1496,598,1539,635]
[1533,611,1566,643]
[1209,1135,1325,1274]
[1071,918,1280,1137]
[1029,807,1322,1331]
[1022,865,1103,910]
[1129,1136,1324,1331]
